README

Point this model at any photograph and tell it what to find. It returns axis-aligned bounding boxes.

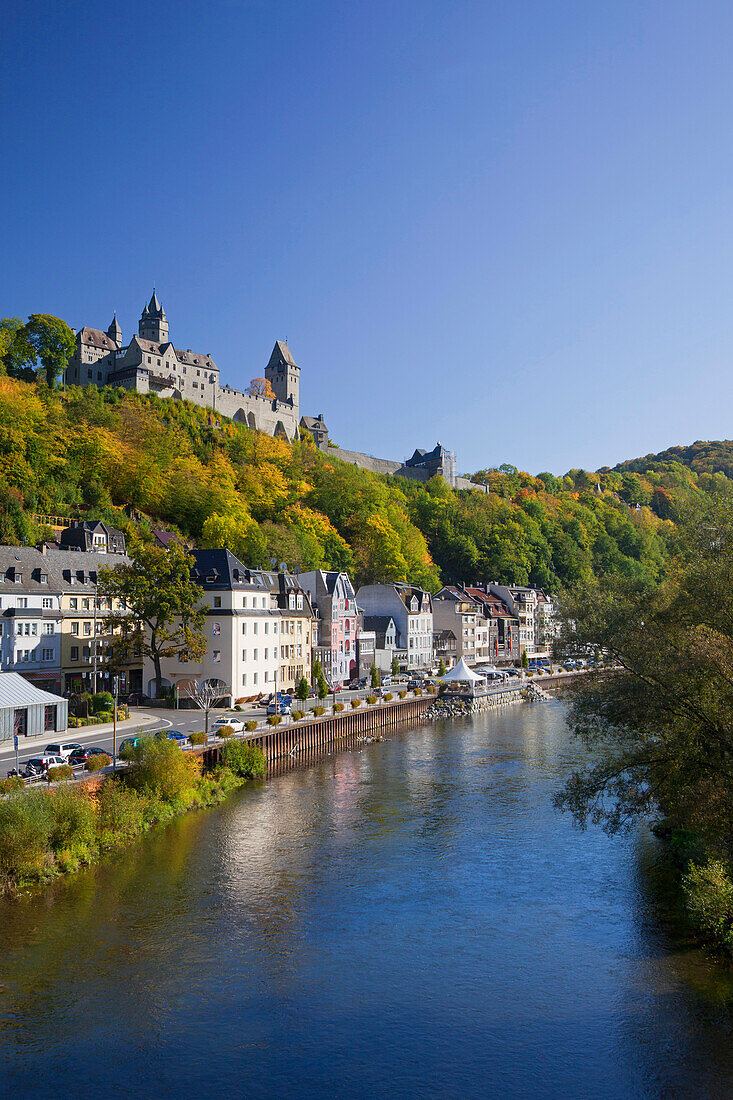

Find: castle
[68,291,300,440]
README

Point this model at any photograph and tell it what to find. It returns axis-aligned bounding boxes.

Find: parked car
[407,678,422,689]
[267,702,291,716]
[212,717,245,734]
[23,755,65,777]
[45,742,82,761]
[327,683,343,693]
[118,736,144,758]
[381,675,392,686]
[166,730,190,745]
[68,746,111,766]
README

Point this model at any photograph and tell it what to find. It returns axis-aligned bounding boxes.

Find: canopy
[437,657,486,683]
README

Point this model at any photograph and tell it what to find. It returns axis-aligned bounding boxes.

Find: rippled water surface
[2,702,733,1098]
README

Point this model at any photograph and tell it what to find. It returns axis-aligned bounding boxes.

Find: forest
[0,376,722,591]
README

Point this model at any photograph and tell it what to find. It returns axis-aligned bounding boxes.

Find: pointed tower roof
[147,289,165,318]
[267,340,297,368]
[107,312,122,343]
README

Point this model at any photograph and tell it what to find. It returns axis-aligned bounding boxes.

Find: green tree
[520,649,528,669]
[99,540,207,699]
[370,663,380,689]
[438,657,446,675]
[296,676,310,702]
[25,314,75,387]
[391,655,400,677]
[317,675,329,700]
[0,317,36,380]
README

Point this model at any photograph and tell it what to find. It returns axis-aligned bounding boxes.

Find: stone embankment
[424,685,529,721]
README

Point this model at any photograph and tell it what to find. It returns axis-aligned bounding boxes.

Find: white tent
[437,657,486,684]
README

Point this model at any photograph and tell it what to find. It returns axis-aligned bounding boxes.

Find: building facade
[356,584,434,670]
[148,550,314,703]
[0,543,143,695]
[300,571,358,685]
[67,292,301,441]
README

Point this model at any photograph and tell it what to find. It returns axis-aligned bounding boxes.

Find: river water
[2,702,733,1098]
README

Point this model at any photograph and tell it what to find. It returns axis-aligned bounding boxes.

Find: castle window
[147,356,151,363]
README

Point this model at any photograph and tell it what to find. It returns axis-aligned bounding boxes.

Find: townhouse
[356,583,434,670]
[432,587,490,665]
[149,550,314,702]
[0,542,142,695]
[299,570,358,685]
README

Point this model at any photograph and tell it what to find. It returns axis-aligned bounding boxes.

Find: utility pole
[112,675,118,771]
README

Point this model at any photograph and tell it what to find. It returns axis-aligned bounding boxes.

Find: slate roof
[0,546,131,592]
[79,327,117,351]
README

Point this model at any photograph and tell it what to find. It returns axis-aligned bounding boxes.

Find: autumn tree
[98,540,207,699]
[25,315,75,387]
[246,377,275,399]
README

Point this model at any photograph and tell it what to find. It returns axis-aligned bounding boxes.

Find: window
[43,623,53,635]
[242,649,247,661]
[69,598,77,610]
[253,649,258,660]
[212,623,221,637]
[83,645,90,659]
[71,622,79,635]
[253,672,258,686]
[213,596,222,609]
[42,597,52,609]
[83,622,91,636]
[70,646,79,661]
[213,650,221,663]
[40,573,48,584]
[17,597,27,608]
[253,623,258,635]
[297,594,303,610]
[42,649,53,661]
[241,622,246,635]
[264,648,268,660]
[242,674,247,687]
[242,596,247,608]
[82,598,90,610]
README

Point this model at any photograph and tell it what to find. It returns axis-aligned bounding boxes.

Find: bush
[85,754,109,773]
[244,721,257,732]
[426,685,437,694]
[220,740,267,779]
[189,731,206,745]
[366,695,377,704]
[399,691,407,699]
[50,785,98,853]
[97,779,148,847]
[0,789,54,882]
[313,706,325,716]
[68,716,80,728]
[91,692,114,714]
[217,725,235,739]
[291,710,304,721]
[333,702,344,712]
[267,715,282,726]
[682,859,733,947]
[96,711,114,723]
[351,699,361,709]
[413,687,422,696]
[48,765,74,783]
[0,776,24,794]
[384,692,393,702]
[126,737,200,802]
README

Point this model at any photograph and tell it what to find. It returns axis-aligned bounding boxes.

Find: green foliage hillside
[0,376,715,590]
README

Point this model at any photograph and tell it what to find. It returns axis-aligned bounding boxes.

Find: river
[1,701,733,1098]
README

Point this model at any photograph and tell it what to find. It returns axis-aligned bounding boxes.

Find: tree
[317,676,329,701]
[25,314,75,387]
[553,490,733,841]
[98,540,207,699]
[246,377,275,399]
[520,649,528,669]
[438,657,447,676]
[370,664,380,689]
[296,676,309,703]
[0,318,36,380]
[179,677,229,741]
[391,655,400,677]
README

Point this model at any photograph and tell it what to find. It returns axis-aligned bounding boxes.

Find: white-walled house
[146,549,314,702]
[356,583,434,670]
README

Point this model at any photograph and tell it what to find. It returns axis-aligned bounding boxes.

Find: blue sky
[3,0,733,475]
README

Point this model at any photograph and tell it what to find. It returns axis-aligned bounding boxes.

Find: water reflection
[1,702,733,1097]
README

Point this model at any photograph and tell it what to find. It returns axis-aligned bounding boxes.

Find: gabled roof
[267,341,297,369]
[363,615,396,634]
[79,327,117,351]
[0,673,65,708]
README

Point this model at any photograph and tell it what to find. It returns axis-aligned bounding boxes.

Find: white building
[356,583,434,670]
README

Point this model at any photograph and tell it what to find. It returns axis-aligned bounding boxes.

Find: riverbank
[0,738,266,895]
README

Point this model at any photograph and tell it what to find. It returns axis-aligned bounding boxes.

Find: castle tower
[138,289,169,344]
[265,340,300,411]
[107,313,122,348]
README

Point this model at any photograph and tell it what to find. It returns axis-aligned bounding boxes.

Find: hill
[0,378,703,591]
[609,439,733,479]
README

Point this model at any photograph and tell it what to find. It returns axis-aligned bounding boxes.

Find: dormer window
[15,573,22,584]
[40,573,48,584]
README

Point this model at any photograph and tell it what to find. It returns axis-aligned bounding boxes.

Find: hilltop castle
[68,291,300,440]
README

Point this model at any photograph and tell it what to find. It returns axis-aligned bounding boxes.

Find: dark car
[68,746,110,765]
